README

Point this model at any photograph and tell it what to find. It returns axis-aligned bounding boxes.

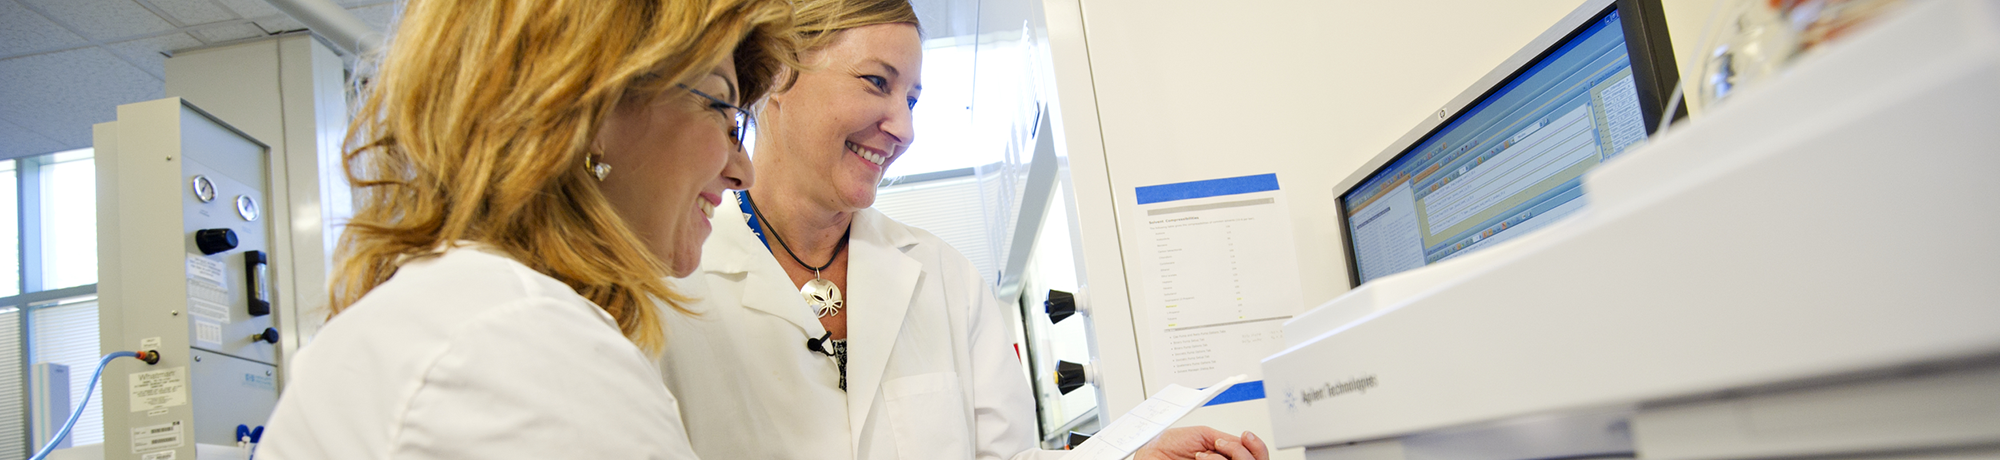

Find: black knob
[1056,360,1087,395]
[194,228,239,255]
[1066,431,1092,449]
[254,327,280,344]
[1045,290,1077,323]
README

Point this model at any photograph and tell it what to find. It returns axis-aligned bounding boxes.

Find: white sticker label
[139,337,161,350]
[186,279,229,307]
[131,420,184,453]
[129,367,189,412]
[146,408,168,417]
[141,450,176,460]
[194,321,222,346]
[185,254,227,288]
[188,298,230,324]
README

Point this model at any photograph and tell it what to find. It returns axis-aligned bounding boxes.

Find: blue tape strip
[1135,174,1281,205]
[1202,380,1265,407]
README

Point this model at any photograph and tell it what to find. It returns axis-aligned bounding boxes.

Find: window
[0,307,22,458]
[0,147,105,456]
[0,160,17,298]
[891,40,981,177]
[30,295,101,447]
[37,151,96,291]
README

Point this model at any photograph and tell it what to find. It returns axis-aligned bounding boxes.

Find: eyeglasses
[679,84,752,150]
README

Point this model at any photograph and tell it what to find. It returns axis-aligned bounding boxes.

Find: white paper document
[1061,374,1248,460]
[1133,174,1303,389]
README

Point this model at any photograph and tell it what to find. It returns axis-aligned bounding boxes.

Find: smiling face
[760,23,923,212]
[595,55,756,276]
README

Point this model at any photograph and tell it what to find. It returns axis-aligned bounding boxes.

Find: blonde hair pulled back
[332,0,800,354]
[776,0,920,91]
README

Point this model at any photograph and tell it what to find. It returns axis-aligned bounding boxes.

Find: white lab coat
[262,246,702,460]
[657,201,1064,460]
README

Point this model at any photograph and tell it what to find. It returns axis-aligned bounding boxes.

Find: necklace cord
[744,192,852,272]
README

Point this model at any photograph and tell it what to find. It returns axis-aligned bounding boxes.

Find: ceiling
[0,0,396,160]
[0,0,990,161]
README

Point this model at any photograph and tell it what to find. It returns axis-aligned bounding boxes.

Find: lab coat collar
[699,203,930,439]
[697,203,828,338]
[841,208,923,445]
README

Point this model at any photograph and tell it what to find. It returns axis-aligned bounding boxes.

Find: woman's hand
[1133,427,1271,460]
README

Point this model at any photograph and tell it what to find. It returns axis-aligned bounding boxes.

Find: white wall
[1041,0,1717,453]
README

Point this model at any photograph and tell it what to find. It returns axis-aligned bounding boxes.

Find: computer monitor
[1336,0,1684,287]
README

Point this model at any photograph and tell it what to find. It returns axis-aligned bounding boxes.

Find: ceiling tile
[191,22,264,43]
[212,0,279,22]
[103,33,203,79]
[0,0,88,56]
[253,15,304,34]
[0,47,163,150]
[0,118,67,160]
[142,0,236,26]
[21,0,174,42]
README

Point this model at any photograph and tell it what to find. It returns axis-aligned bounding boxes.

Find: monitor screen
[1340,6,1664,286]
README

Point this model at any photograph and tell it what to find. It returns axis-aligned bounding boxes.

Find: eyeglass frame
[678,83,752,150]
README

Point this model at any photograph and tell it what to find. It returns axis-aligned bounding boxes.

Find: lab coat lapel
[843,209,922,445]
[703,203,826,337]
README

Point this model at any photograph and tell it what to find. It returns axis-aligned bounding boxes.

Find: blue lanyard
[736,191,772,252]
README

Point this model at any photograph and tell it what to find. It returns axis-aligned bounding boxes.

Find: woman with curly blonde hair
[260,0,796,457]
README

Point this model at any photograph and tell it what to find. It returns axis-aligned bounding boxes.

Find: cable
[1654,81,1686,138]
[28,350,158,460]
[1655,0,1736,139]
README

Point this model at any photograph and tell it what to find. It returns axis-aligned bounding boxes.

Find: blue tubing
[28,351,140,460]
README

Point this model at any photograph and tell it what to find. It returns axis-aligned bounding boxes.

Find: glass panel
[30,296,102,447]
[1039,189,1097,423]
[1021,180,1097,440]
[40,152,95,290]
[0,160,18,297]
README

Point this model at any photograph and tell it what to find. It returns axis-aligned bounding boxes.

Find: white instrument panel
[1265,0,2000,456]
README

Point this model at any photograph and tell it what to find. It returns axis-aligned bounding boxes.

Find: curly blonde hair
[331,0,800,354]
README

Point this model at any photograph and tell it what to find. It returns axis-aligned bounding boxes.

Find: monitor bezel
[1333,0,1686,288]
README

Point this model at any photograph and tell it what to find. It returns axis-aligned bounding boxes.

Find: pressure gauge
[190,175,217,202]
[236,195,260,221]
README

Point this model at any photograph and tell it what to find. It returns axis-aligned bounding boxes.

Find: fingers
[1189,426,1235,444]
[1158,426,1272,460]
[1169,426,1234,451]
[1240,431,1271,460]
[1137,427,1211,460]
[1208,436,1257,460]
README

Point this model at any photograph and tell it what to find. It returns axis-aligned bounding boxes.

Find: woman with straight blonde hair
[259,0,797,457]
[655,0,1268,459]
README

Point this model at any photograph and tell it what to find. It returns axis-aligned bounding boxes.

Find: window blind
[0,309,23,459]
[29,299,100,447]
